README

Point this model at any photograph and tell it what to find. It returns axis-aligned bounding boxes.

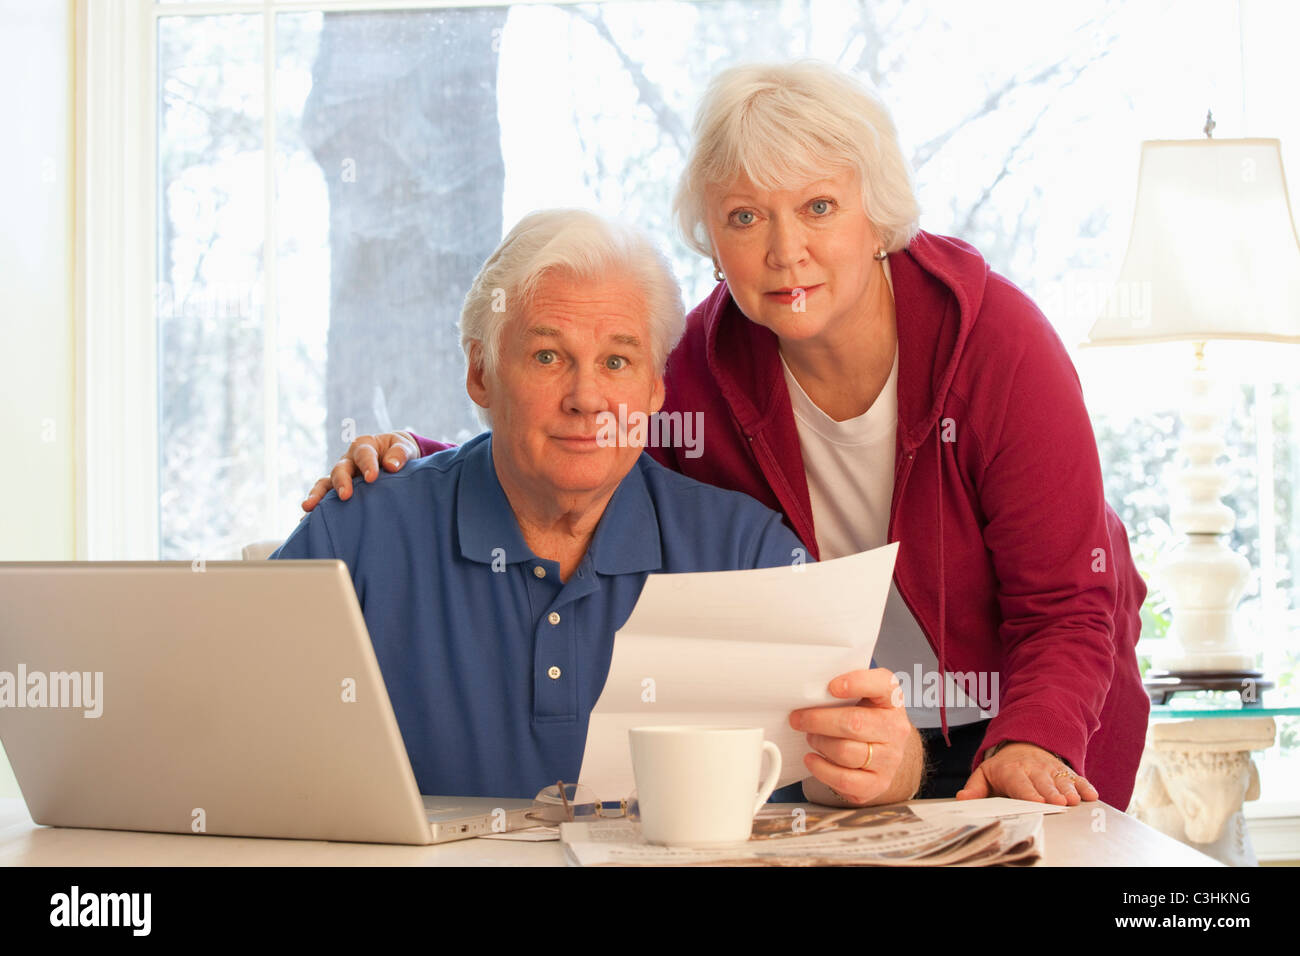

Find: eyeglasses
[526,781,639,825]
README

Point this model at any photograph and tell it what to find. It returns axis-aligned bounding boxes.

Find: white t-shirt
[780,347,897,558]
[780,261,988,728]
[779,259,898,560]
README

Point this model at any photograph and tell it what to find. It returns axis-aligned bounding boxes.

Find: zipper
[749,430,818,557]
[887,442,939,661]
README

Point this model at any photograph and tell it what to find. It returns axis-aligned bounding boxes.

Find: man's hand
[790,668,922,806]
[301,431,419,513]
[957,741,1099,806]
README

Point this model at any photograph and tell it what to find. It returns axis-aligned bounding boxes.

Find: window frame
[76,0,158,559]
[75,0,592,561]
[70,0,1300,846]
[78,0,1298,598]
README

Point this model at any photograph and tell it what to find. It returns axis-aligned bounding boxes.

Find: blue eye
[535,350,557,365]
[605,356,627,371]
[731,210,756,226]
[809,199,832,215]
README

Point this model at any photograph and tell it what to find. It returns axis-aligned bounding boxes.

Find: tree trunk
[303,9,506,466]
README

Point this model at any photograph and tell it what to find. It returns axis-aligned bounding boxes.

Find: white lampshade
[1084,138,1300,347]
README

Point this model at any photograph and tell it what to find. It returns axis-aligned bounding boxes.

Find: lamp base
[1155,358,1255,675]
[1144,669,1271,706]
[1150,631,1256,672]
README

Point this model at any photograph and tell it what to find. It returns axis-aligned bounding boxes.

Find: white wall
[0,0,76,797]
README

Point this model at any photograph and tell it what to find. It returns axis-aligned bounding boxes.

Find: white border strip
[154,0,596,14]
[261,5,280,539]
[75,0,158,559]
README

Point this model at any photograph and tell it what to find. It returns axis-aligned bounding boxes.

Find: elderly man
[274,209,923,803]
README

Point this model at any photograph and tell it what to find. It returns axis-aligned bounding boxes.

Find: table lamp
[1083,128,1300,700]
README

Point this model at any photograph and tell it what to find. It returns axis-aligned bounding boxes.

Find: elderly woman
[305,61,1149,810]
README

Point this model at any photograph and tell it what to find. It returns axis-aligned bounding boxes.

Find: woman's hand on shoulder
[301,431,419,512]
[957,741,1099,806]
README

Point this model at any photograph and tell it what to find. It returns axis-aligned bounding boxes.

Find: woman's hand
[790,668,922,806]
[301,431,419,513]
[957,741,1099,806]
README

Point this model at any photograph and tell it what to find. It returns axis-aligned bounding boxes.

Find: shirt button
[547,665,561,680]
[548,611,561,625]
[533,566,546,579]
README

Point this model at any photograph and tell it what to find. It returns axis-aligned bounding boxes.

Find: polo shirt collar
[456,435,532,565]
[585,456,662,576]
[456,435,663,576]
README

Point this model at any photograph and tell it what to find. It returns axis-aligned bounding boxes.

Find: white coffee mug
[628,725,782,847]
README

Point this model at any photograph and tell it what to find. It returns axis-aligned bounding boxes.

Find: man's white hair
[673,60,922,258]
[459,209,685,413]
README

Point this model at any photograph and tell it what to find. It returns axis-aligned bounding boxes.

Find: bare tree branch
[910,3,1119,173]
[572,100,607,204]
[957,47,1105,236]
[563,6,691,154]
[849,0,885,89]
[1010,189,1036,253]
[957,101,1050,238]
[912,58,1067,172]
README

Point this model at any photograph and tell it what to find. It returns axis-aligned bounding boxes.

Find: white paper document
[908,797,1070,823]
[578,543,899,801]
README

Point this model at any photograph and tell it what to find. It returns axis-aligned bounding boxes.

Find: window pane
[274,7,506,527]
[155,1,1300,712]
[274,12,330,531]
[157,13,265,561]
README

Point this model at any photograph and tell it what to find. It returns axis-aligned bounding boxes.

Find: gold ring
[860,741,874,771]
[1052,768,1075,780]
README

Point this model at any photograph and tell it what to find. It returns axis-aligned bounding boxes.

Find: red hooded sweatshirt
[415,230,1150,809]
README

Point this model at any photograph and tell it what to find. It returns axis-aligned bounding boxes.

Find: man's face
[467,269,665,507]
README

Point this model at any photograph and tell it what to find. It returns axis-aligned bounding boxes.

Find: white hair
[460,210,685,400]
[673,60,921,258]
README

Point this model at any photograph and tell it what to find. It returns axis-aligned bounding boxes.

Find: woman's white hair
[460,209,685,392]
[673,60,921,258]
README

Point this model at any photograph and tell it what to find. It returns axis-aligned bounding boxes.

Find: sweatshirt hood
[877,231,989,452]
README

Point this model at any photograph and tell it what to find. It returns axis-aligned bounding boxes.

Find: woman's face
[704,167,885,346]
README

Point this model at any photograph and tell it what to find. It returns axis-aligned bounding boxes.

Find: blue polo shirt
[272,432,804,799]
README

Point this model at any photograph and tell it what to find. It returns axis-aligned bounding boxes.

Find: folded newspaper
[559,802,1045,866]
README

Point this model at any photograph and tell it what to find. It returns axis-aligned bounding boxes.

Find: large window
[106,1,1300,727]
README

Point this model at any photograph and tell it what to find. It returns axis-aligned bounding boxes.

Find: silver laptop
[0,561,532,845]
